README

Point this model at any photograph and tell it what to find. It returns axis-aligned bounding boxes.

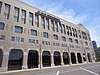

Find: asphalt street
[0,62,100,75]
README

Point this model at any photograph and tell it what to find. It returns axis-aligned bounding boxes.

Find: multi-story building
[94,47,100,59]
[92,40,97,49]
[0,0,96,72]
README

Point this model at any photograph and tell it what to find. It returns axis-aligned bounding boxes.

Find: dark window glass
[36,40,39,44]
[32,39,35,43]
[62,36,66,41]
[21,9,26,24]
[43,32,49,38]
[0,22,5,30]
[51,20,55,31]
[29,12,33,26]
[16,37,20,42]
[41,17,45,29]
[4,3,10,19]
[53,34,58,40]
[15,26,23,34]
[35,14,39,27]
[0,35,5,40]
[14,7,19,22]
[69,38,73,42]
[55,21,58,32]
[11,36,15,41]
[8,49,23,70]
[29,39,31,43]
[75,39,78,44]
[31,29,37,36]
[21,38,24,42]
[46,18,50,30]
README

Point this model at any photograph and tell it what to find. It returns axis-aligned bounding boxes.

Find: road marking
[56,71,59,75]
[80,67,99,75]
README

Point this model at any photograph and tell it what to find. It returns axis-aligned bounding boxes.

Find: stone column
[75,53,78,64]
[51,53,54,66]
[61,53,64,66]
[1,51,9,72]
[22,52,28,70]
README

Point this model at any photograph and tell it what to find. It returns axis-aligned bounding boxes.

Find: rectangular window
[35,14,39,27]
[29,12,33,26]
[0,35,5,40]
[21,9,26,24]
[32,39,35,43]
[15,26,23,34]
[0,2,2,13]
[16,37,20,42]
[62,24,66,34]
[21,38,24,42]
[43,32,49,38]
[36,40,39,44]
[53,34,58,40]
[29,39,31,43]
[62,36,66,41]
[69,38,73,42]
[0,22,5,30]
[46,18,49,30]
[51,20,55,31]
[75,39,78,44]
[55,21,58,32]
[31,29,37,36]
[41,17,45,29]
[42,41,44,44]
[59,24,63,33]
[4,3,10,19]
[66,25,69,35]
[11,36,15,41]
[14,7,19,22]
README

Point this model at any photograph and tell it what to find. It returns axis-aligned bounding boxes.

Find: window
[14,7,19,22]
[32,39,35,43]
[85,41,88,45]
[66,25,69,35]
[59,24,63,33]
[0,2,2,13]
[4,3,10,19]
[43,32,49,38]
[36,40,39,44]
[51,20,55,31]
[75,39,78,44]
[0,22,5,30]
[55,21,58,32]
[21,9,26,24]
[46,18,50,30]
[69,38,73,42]
[31,29,37,36]
[0,35,5,40]
[29,39,31,43]
[41,17,45,29]
[69,27,72,36]
[29,12,33,26]
[53,34,58,40]
[15,26,23,34]
[35,14,39,27]
[11,36,15,41]
[21,38,24,42]
[16,37,20,42]
[42,41,44,44]
[62,24,66,34]
[62,36,66,41]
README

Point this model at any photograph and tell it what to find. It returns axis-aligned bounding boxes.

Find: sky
[20,0,100,47]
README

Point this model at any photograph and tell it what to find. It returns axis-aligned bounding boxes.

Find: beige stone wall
[0,0,96,72]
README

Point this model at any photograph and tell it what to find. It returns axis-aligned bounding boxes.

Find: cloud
[46,4,87,24]
[88,14,100,47]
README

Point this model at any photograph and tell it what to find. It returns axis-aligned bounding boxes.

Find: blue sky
[20,0,100,47]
